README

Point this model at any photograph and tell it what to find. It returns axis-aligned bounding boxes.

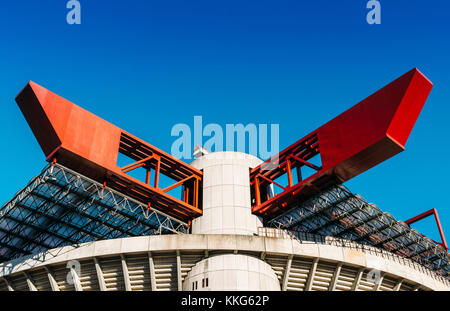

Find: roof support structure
[305,258,319,291]
[282,255,293,291]
[121,254,132,291]
[23,271,37,291]
[2,277,13,291]
[44,266,59,291]
[405,208,448,251]
[69,264,83,291]
[329,262,342,291]
[351,268,364,291]
[373,272,384,291]
[393,278,404,291]
[94,257,107,291]
[148,252,157,291]
[176,251,182,291]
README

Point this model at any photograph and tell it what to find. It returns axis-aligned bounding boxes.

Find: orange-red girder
[251,68,433,219]
[15,82,203,222]
[405,209,448,252]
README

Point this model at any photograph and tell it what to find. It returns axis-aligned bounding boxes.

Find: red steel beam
[251,68,433,218]
[405,208,448,251]
[15,82,203,221]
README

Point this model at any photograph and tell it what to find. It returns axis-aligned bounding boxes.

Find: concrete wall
[190,152,263,235]
[1,234,448,291]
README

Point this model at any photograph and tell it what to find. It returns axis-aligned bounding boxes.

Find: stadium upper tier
[0,233,448,291]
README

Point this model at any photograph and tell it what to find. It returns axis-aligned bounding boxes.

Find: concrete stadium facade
[0,152,448,291]
[0,234,449,291]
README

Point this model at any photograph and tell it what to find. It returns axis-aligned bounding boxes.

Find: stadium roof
[0,163,188,262]
[268,185,450,278]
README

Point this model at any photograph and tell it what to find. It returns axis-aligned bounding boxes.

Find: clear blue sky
[0,1,449,242]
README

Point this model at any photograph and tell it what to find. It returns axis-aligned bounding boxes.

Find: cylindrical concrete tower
[190,151,264,235]
[186,151,280,291]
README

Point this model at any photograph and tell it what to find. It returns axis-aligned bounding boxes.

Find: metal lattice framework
[267,185,450,279]
[0,163,188,263]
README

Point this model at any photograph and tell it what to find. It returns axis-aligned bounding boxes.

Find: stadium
[0,68,448,291]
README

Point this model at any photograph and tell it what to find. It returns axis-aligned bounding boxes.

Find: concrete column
[282,255,293,291]
[121,254,132,291]
[44,266,59,291]
[94,257,107,291]
[305,258,319,291]
[23,272,37,291]
[148,252,157,291]
[190,152,263,235]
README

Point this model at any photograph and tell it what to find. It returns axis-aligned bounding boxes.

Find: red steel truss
[15,82,202,222]
[250,68,433,218]
[15,68,435,226]
[405,209,448,252]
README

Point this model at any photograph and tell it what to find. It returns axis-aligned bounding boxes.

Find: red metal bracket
[251,68,433,218]
[15,82,203,221]
[405,208,448,252]
[15,69,436,228]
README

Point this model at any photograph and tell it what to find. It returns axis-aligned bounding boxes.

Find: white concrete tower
[190,151,264,235]
[184,151,280,291]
